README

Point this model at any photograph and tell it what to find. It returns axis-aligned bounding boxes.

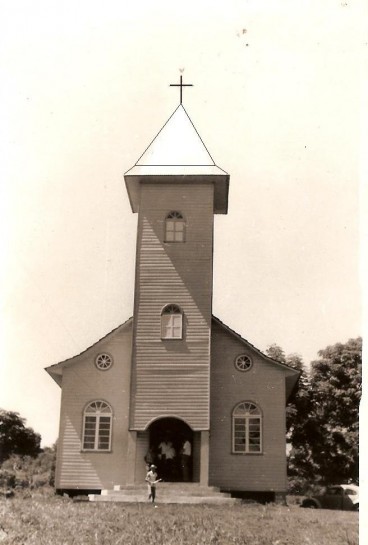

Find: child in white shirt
[145,464,160,503]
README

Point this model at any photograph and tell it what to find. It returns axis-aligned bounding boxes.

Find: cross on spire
[169,75,193,104]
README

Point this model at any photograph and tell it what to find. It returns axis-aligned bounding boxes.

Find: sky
[0,0,366,448]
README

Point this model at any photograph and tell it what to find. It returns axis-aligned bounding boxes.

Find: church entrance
[147,418,193,482]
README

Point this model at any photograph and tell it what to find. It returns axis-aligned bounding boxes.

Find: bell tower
[124,81,229,482]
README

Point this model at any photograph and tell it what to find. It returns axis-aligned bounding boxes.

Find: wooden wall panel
[130,183,214,431]
[209,320,288,492]
[135,431,149,483]
[55,323,132,490]
[192,432,201,483]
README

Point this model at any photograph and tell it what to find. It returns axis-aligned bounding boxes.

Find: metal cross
[169,75,193,104]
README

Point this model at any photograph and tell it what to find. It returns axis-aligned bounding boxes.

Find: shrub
[0,468,16,488]
[0,446,56,491]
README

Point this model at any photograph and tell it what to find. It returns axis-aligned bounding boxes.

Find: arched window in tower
[161,304,183,339]
[82,400,112,451]
[165,211,186,242]
[232,401,262,454]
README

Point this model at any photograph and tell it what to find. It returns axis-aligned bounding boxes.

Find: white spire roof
[124,103,230,214]
[136,105,215,166]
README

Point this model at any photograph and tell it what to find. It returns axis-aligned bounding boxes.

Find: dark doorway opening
[147,418,193,482]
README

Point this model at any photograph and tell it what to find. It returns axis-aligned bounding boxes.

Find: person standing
[180,438,192,482]
[145,464,160,503]
[165,440,176,480]
[158,439,168,477]
[144,446,155,471]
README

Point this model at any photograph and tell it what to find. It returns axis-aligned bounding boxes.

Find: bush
[288,476,309,495]
[0,446,56,491]
[0,468,16,488]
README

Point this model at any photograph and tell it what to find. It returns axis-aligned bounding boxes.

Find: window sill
[231,451,263,455]
[81,449,112,453]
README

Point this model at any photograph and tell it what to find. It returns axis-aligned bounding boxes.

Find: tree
[0,410,41,463]
[266,345,306,435]
[285,356,316,490]
[266,344,286,365]
[307,337,361,485]
[266,338,361,490]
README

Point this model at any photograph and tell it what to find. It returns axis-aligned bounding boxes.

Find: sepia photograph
[1,1,365,543]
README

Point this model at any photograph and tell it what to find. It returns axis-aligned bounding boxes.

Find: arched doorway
[147,418,193,482]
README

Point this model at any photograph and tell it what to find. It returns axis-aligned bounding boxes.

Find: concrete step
[89,493,238,505]
[89,482,238,504]
[112,484,221,492]
[103,487,231,498]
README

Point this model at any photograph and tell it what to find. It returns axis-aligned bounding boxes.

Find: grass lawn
[0,492,358,545]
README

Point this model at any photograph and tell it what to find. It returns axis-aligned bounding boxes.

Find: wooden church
[46,81,299,501]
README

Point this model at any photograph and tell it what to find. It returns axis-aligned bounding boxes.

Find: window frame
[161,304,183,340]
[82,400,113,452]
[164,211,186,243]
[232,401,262,455]
[234,354,253,372]
[95,353,113,371]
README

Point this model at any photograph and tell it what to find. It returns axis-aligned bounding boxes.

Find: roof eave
[44,317,133,377]
[212,316,300,375]
[45,367,63,387]
[124,169,229,214]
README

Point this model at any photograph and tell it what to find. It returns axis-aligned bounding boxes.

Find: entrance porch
[126,418,209,486]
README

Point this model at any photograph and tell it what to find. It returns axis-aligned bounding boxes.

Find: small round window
[95,353,113,371]
[235,354,252,372]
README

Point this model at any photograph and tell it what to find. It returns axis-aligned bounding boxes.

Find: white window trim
[165,211,186,243]
[232,402,263,454]
[161,305,183,340]
[82,401,113,452]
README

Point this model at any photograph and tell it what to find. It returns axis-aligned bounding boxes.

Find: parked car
[301,484,359,511]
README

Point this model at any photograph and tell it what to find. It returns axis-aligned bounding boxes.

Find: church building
[46,81,299,501]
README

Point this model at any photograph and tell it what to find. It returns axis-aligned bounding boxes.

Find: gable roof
[44,318,133,386]
[212,316,300,373]
[45,315,300,399]
[212,316,300,401]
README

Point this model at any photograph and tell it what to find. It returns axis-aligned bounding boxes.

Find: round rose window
[95,353,113,371]
[235,354,252,372]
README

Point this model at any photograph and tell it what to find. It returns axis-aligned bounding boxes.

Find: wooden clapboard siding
[55,323,132,490]
[209,320,288,492]
[136,431,149,483]
[192,432,201,483]
[130,183,214,431]
[56,416,103,489]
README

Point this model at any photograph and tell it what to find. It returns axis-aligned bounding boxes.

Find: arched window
[82,401,112,451]
[232,402,262,454]
[161,304,183,339]
[165,211,185,242]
